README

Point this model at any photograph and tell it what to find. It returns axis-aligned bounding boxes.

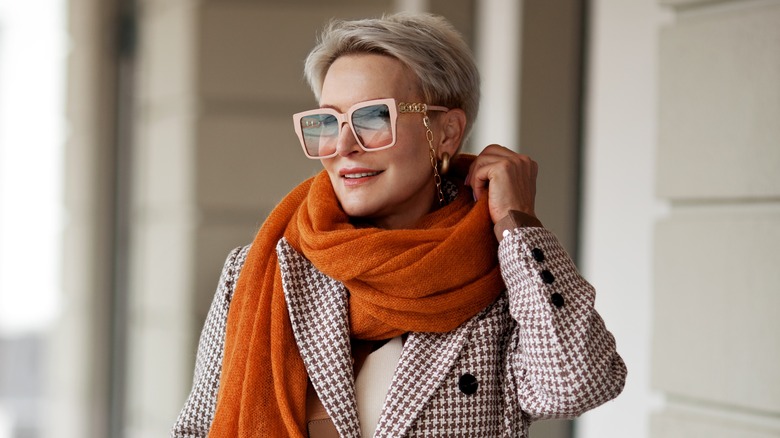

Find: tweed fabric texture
[172,227,626,437]
[277,239,361,437]
[499,228,627,420]
[172,246,250,438]
[379,296,511,437]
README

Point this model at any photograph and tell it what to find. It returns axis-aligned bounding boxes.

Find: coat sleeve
[498,227,626,420]
[170,245,250,438]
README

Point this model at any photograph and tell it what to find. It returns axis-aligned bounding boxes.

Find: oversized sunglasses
[292,98,449,159]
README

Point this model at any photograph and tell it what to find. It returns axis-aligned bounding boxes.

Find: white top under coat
[355,336,404,437]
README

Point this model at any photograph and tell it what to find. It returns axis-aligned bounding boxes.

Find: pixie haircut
[304,12,481,139]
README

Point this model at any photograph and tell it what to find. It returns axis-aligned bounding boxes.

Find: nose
[334,121,361,157]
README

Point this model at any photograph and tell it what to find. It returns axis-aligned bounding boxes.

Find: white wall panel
[651,407,780,438]
[579,2,667,438]
[657,3,780,199]
[653,209,780,413]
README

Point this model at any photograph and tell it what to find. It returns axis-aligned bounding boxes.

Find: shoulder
[218,244,251,302]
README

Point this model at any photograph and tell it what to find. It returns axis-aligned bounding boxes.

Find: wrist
[494,210,544,241]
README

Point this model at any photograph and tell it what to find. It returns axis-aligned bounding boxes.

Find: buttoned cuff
[494,210,544,242]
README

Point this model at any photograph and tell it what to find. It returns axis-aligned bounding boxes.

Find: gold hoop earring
[440,152,450,175]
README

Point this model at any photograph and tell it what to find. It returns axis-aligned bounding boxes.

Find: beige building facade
[652,0,780,436]
[51,0,779,437]
[581,0,780,437]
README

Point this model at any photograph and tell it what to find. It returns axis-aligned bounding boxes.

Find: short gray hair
[304,12,480,138]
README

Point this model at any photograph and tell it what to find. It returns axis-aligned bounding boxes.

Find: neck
[353,192,441,230]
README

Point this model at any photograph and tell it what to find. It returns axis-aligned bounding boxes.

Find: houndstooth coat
[172,226,626,437]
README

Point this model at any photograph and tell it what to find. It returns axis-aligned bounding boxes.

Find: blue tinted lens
[351,104,393,148]
[300,114,338,157]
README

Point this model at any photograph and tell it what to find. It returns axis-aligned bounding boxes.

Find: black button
[531,248,545,262]
[551,292,565,308]
[458,373,479,395]
[540,270,555,284]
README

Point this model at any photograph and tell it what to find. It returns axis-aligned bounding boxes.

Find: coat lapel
[277,237,484,438]
[276,238,361,438]
[373,318,479,438]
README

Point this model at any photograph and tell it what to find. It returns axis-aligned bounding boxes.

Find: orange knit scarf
[209,156,505,437]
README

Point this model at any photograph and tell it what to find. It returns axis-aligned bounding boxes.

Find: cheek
[400,123,433,163]
[320,160,339,186]
[394,145,433,188]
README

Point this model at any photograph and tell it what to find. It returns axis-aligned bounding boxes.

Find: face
[318,54,437,230]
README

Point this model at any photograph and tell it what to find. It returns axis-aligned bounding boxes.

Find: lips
[343,171,381,179]
[339,168,383,179]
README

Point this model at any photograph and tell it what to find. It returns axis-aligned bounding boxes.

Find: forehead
[319,54,421,110]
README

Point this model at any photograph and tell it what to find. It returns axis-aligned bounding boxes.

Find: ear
[436,108,467,159]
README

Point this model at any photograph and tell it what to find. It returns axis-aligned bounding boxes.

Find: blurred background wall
[0,0,778,437]
[582,1,780,437]
[0,1,67,437]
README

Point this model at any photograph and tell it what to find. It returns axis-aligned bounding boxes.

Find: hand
[464,144,538,224]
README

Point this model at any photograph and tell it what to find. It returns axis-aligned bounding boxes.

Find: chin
[339,197,380,219]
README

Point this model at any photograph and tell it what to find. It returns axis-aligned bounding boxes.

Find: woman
[172,12,625,438]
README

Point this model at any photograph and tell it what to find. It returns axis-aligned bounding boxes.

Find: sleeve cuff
[494,210,544,241]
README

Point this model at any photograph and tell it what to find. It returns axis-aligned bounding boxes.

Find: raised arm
[499,228,626,420]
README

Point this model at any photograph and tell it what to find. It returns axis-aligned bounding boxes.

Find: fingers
[465,144,538,223]
[466,144,537,197]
